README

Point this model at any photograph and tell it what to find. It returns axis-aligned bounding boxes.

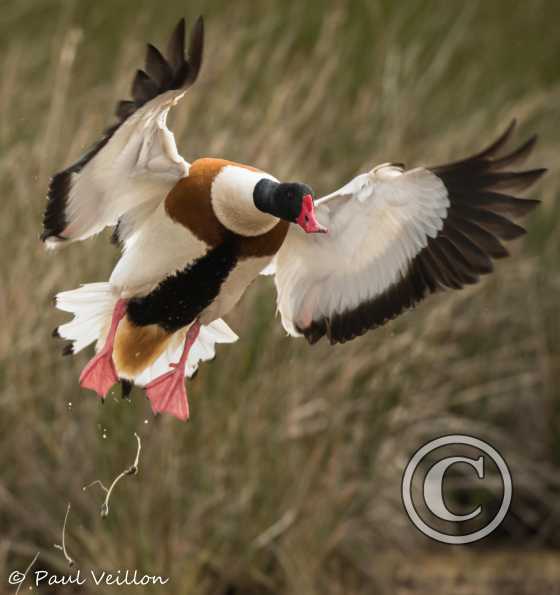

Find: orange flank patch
[165,158,261,247]
[113,317,173,377]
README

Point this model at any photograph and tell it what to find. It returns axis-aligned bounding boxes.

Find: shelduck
[43,17,545,421]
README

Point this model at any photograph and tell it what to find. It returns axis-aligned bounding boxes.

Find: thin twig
[82,480,109,493]
[83,432,142,518]
[53,502,74,567]
[14,551,40,595]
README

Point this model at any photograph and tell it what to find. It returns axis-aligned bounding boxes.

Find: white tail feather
[56,283,118,354]
[56,282,238,381]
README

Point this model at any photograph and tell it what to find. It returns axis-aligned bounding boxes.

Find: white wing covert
[274,122,544,344]
[41,18,204,247]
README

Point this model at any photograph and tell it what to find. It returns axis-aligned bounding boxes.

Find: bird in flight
[43,17,545,421]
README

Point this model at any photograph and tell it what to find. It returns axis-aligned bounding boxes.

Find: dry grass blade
[14,551,40,595]
[252,509,298,550]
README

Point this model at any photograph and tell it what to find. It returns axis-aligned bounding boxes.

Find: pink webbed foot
[145,364,190,421]
[79,349,118,398]
[79,299,127,398]
[145,320,201,422]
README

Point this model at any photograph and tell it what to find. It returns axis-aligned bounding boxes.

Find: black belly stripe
[127,237,239,332]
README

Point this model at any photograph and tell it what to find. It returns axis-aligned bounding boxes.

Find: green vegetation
[1,0,558,593]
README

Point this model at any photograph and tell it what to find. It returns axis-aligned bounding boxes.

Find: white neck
[211,166,279,236]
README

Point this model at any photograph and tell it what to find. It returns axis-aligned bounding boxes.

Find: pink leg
[79,299,127,398]
[145,320,201,421]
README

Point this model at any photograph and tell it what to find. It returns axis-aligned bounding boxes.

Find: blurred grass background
[1,0,559,593]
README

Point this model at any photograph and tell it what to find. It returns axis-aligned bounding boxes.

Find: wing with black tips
[274,121,545,345]
[41,17,204,248]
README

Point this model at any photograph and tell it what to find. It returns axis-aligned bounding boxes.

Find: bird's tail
[54,282,238,383]
[55,282,118,354]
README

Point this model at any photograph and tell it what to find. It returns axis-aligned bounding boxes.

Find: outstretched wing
[41,17,204,248]
[274,121,545,345]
